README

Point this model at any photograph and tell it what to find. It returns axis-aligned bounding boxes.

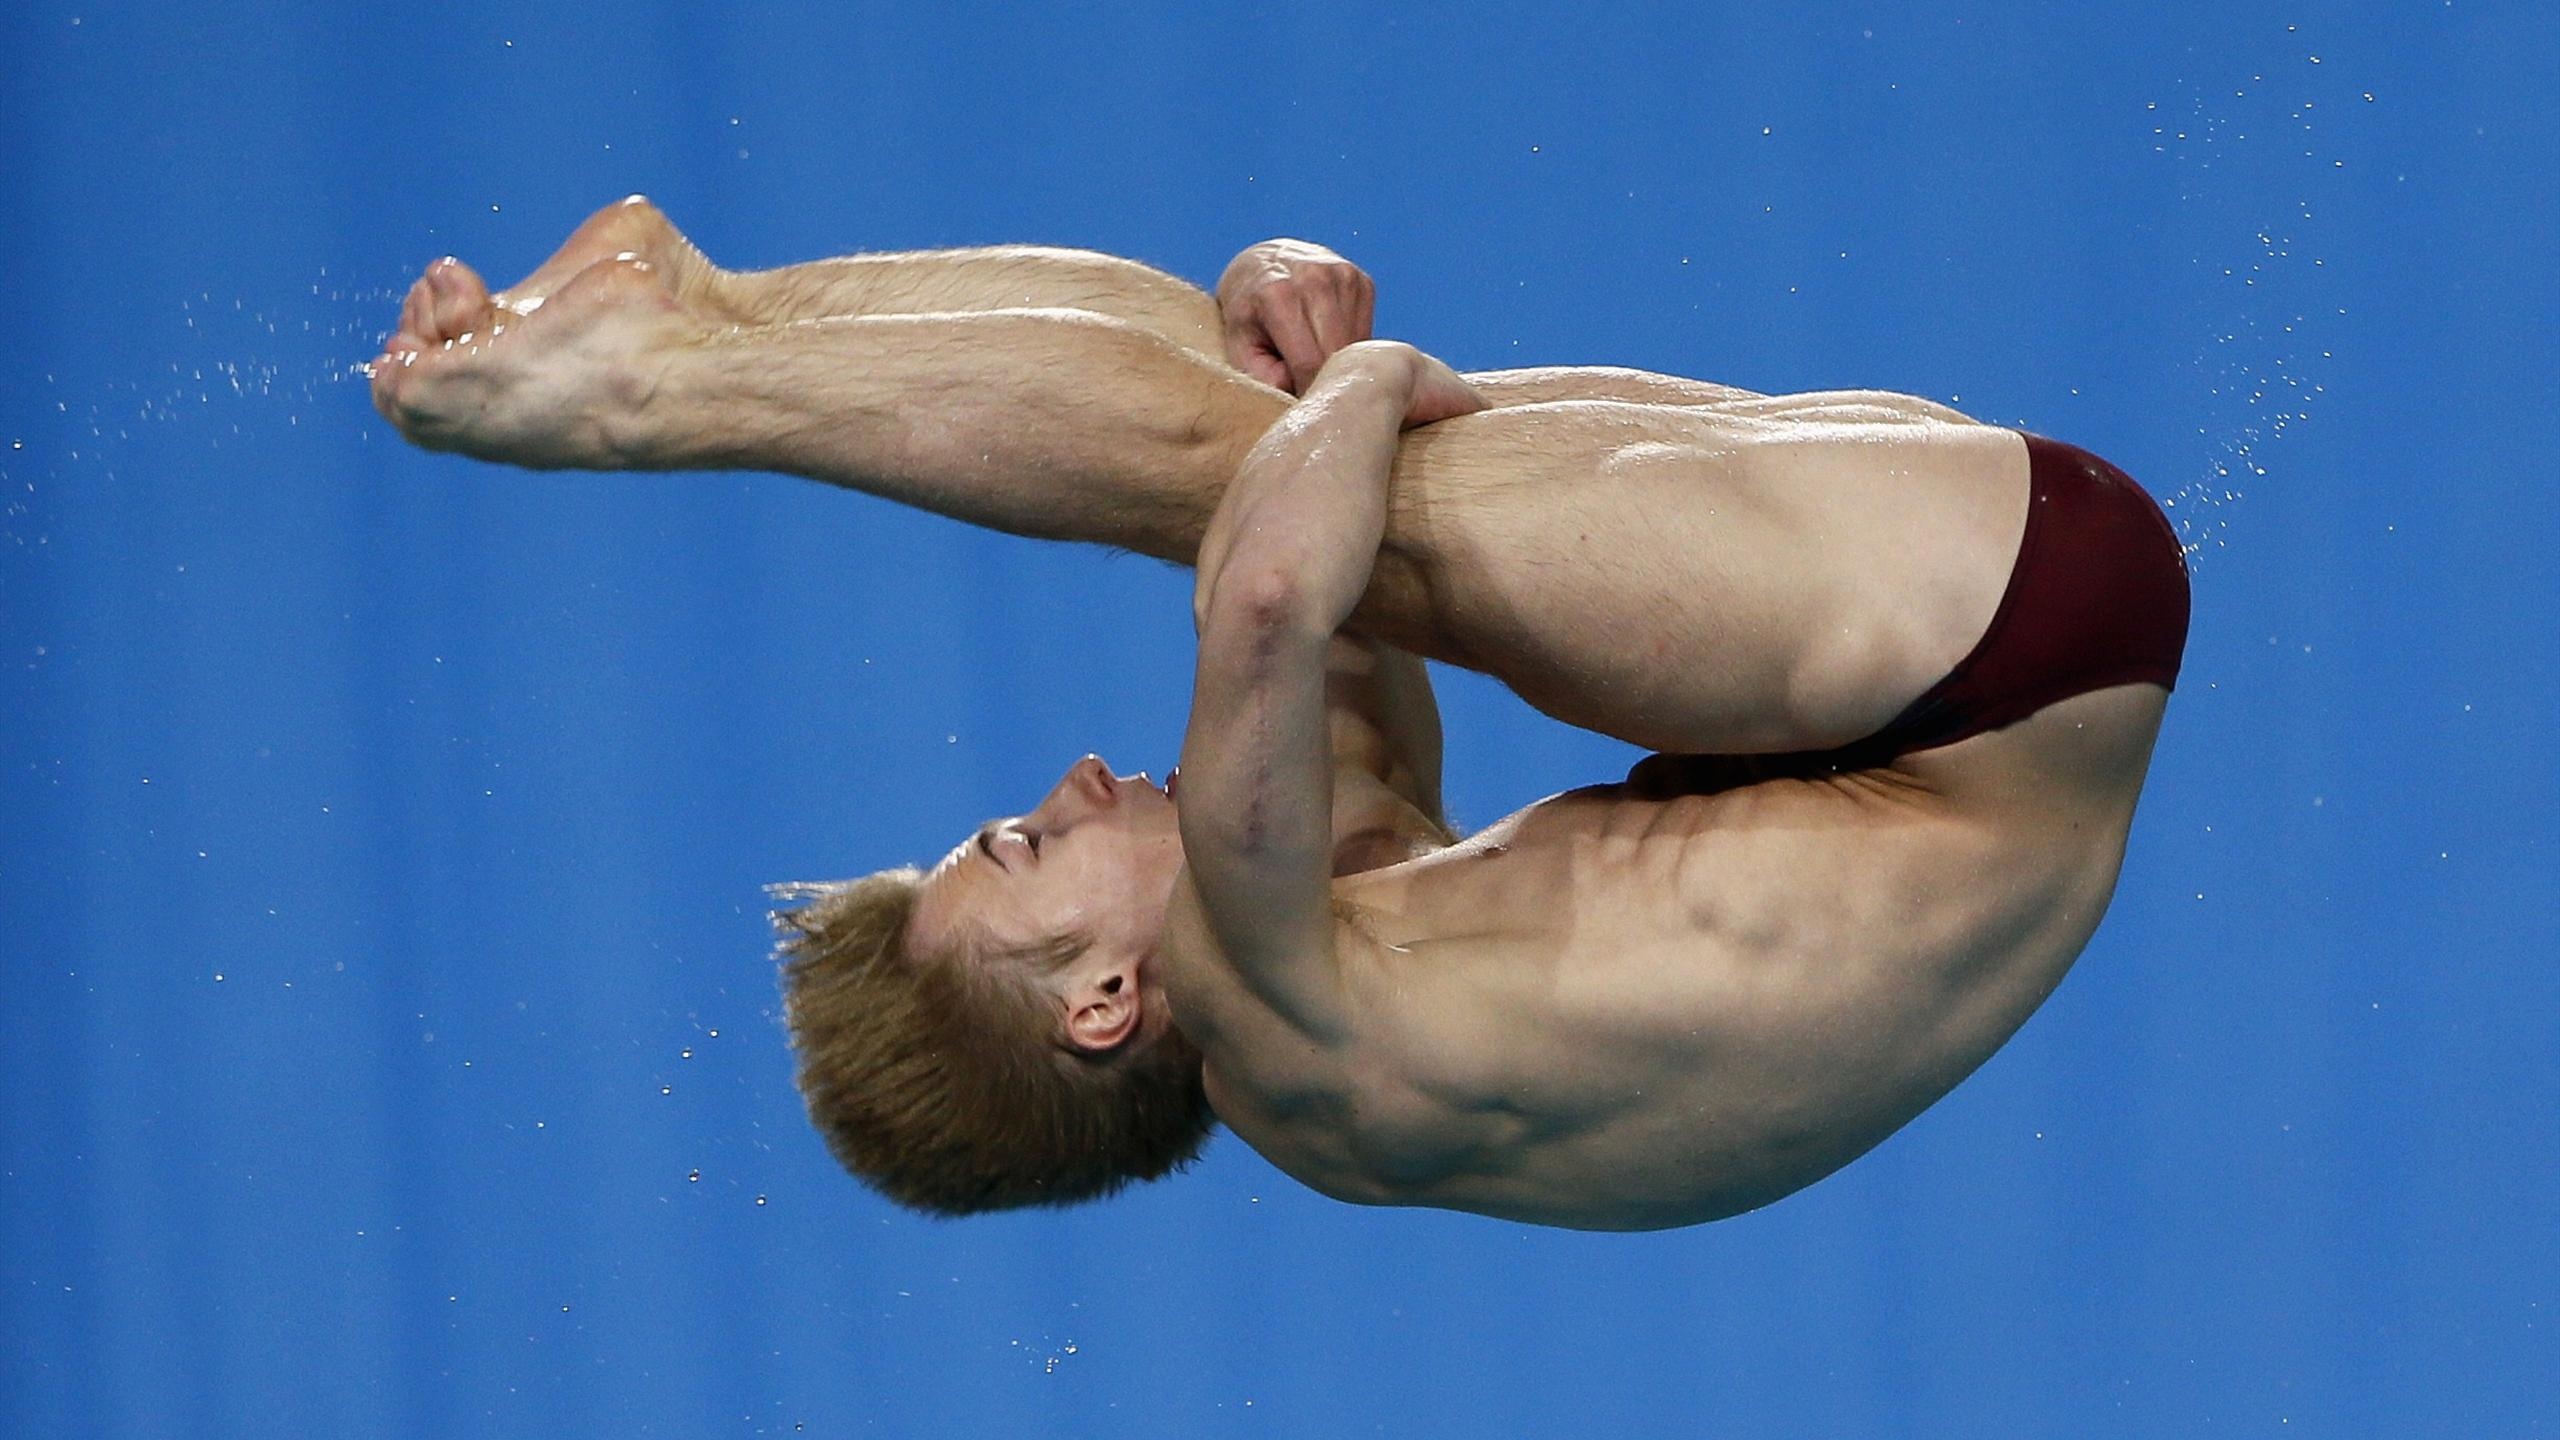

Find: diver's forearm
[1194,345,1413,638]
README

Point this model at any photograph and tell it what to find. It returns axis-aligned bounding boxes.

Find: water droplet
[680,1047,693,1059]
[687,1169,701,1182]
[754,1195,768,1206]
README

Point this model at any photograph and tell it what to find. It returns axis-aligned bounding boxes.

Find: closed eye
[977,826,1039,869]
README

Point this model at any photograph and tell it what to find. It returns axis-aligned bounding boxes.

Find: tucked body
[371,200,2185,1228]
[1161,348,2171,1230]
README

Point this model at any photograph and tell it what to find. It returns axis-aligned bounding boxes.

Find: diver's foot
[371,251,706,469]
[494,194,733,319]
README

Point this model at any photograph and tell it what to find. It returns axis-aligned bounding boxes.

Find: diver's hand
[1398,346,1490,428]
[1215,239,1376,394]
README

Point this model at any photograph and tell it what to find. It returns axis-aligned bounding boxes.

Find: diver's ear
[1062,965,1141,1053]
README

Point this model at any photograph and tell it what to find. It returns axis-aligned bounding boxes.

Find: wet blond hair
[772,870,1214,1216]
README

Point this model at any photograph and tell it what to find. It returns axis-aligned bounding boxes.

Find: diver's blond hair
[773,871,1213,1215]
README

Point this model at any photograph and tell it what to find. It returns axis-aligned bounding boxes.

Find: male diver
[371,198,2187,1230]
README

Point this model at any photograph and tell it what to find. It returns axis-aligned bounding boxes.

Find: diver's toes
[398,273,437,341]
[368,338,419,422]
[425,257,495,341]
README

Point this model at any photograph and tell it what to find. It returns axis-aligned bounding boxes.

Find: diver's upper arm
[1177,593,1351,1042]
[1325,635,1448,832]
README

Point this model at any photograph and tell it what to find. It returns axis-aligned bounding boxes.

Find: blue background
[5,1,2554,1434]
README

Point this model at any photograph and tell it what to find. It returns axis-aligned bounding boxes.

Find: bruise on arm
[1178,593,1349,1042]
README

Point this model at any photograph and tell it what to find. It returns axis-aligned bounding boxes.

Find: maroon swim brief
[1851,431,2189,758]
[1625,431,2190,791]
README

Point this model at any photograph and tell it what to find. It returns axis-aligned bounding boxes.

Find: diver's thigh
[1358,409,2027,755]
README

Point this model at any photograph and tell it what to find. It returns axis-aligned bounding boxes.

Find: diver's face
[911,755,1183,964]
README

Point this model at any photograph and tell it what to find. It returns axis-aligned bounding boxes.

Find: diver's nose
[1062,754,1118,810]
